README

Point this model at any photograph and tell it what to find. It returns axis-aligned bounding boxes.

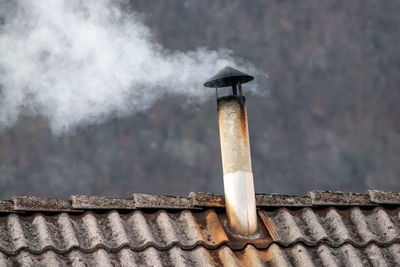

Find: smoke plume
[0,0,264,133]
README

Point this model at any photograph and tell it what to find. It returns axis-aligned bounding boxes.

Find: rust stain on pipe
[218,95,257,236]
[239,103,250,146]
[217,96,252,175]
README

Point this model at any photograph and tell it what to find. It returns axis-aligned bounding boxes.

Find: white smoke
[0,0,264,133]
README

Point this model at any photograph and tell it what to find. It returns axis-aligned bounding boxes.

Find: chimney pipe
[204,66,257,236]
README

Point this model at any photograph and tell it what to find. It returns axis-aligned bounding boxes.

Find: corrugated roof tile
[1,242,400,266]
[374,207,398,243]
[168,246,187,267]
[265,243,290,267]
[217,245,241,267]
[32,214,55,250]
[387,243,400,265]
[0,209,229,255]
[260,206,400,247]
[116,247,137,267]
[364,243,389,267]
[7,213,27,252]
[316,244,339,267]
[350,207,374,243]
[288,243,316,266]
[299,208,328,242]
[264,243,400,267]
[339,243,365,267]
[57,212,80,250]
[14,250,34,266]
[0,251,12,266]
[106,211,130,247]
[323,208,351,244]
[245,245,267,267]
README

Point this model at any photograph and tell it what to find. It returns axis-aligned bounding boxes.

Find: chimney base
[223,170,257,236]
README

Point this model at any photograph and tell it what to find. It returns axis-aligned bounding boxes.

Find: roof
[0,190,399,266]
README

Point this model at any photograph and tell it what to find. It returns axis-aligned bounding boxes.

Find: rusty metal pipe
[218,95,257,236]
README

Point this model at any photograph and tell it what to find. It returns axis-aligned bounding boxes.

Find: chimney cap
[204,66,254,88]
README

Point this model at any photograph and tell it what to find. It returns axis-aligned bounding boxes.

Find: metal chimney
[204,66,257,236]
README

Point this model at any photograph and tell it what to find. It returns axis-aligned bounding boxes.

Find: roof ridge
[1,190,400,212]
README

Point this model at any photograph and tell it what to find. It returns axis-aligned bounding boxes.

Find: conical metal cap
[204,66,254,88]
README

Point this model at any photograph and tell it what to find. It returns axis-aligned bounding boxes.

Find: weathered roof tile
[189,192,225,207]
[2,242,399,267]
[266,242,400,267]
[256,194,312,207]
[0,209,229,255]
[190,193,314,207]
[0,200,13,212]
[12,196,76,212]
[71,195,135,210]
[260,206,400,247]
[368,190,400,204]
[308,191,374,206]
[133,194,195,209]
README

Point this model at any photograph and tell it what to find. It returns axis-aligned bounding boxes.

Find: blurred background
[1,0,400,198]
